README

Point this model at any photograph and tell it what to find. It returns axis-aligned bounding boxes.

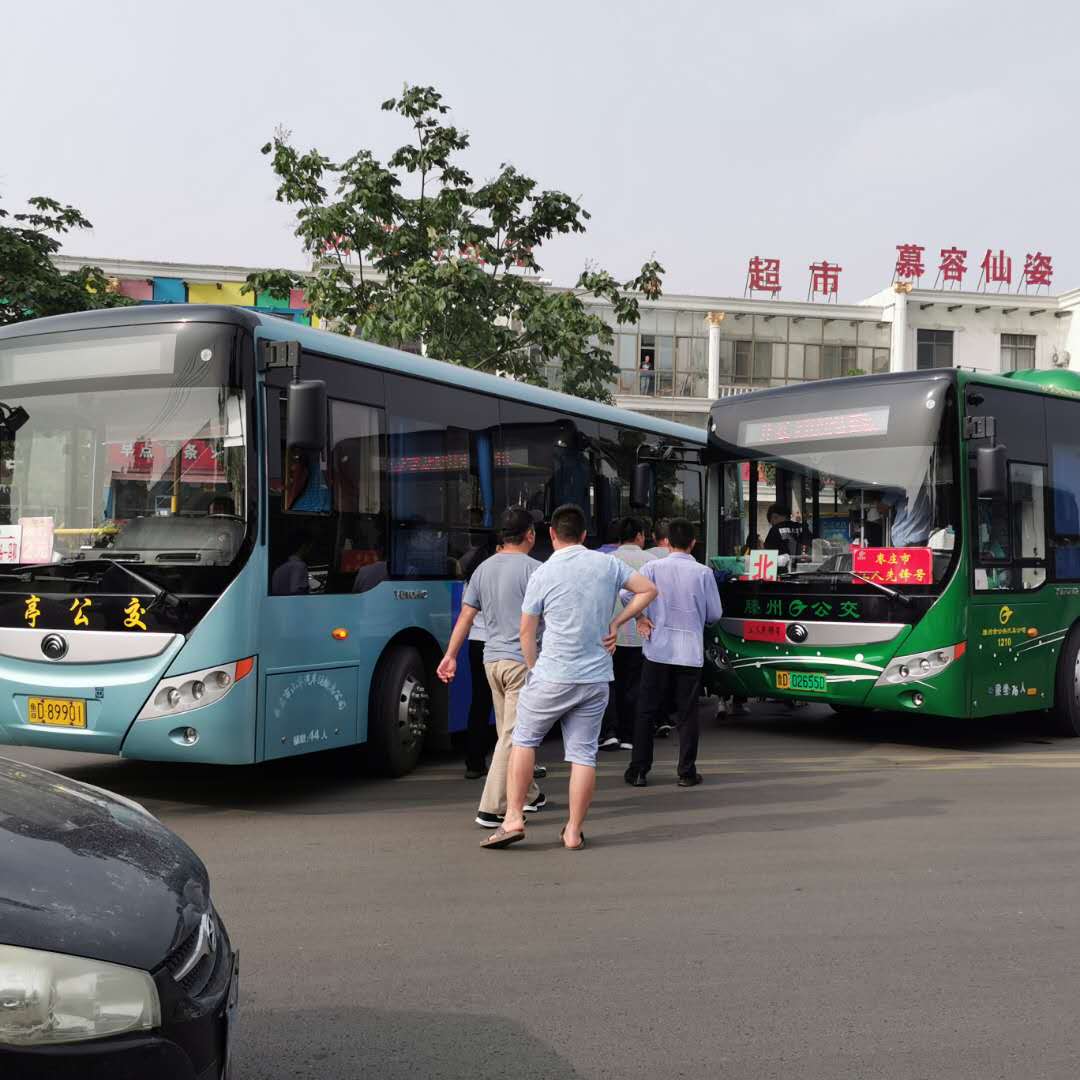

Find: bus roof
[707,366,1080,421]
[1,304,708,445]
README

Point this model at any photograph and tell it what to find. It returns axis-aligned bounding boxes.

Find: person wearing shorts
[482,504,657,851]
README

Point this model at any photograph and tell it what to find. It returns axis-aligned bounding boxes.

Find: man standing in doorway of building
[625,517,722,788]
[482,504,657,851]
[599,516,656,752]
[437,509,545,826]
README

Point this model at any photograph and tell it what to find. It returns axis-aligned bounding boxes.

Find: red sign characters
[894,244,925,280]
[1022,251,1054,288]
[747,256,781,295]
[743,620,787,644]
[980,248,1013,287]
[938,247,967,285]
[851,546,933,586]
[808,261,842,298]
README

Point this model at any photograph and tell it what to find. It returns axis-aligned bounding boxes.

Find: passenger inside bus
[271,529,315,595]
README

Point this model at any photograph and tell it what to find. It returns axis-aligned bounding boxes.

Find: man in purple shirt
[624,517,722,788]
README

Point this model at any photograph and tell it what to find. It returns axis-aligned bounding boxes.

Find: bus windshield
[0,322,248,593]
[712,375,958,586]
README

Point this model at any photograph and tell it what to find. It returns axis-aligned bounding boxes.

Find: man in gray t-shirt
[437,509,543,826]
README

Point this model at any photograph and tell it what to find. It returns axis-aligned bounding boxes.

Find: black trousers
[631,659,703,778]
[465,639,494,770]
[600,646,644,743]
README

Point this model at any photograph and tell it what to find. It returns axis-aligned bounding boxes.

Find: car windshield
[0,323,247,583]
[712,375,958,586]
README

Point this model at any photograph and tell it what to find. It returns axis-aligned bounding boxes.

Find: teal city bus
[0,305,709,774]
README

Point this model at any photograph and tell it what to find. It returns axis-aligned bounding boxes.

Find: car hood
[0,756,209,972]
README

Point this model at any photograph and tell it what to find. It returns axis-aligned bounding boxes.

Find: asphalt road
[11,703,1080,1080]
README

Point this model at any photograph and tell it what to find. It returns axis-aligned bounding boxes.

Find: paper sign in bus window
[0,525,21,564]
[748,550,779,581]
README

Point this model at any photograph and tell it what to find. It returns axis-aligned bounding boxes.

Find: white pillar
[889,284,911,372]
[706,311,725,399]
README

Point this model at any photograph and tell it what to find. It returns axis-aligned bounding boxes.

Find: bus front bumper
[0,640,184,755]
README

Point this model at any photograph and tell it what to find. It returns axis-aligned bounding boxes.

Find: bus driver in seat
[876,484,933,548]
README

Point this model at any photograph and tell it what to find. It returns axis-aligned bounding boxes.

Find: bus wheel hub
[399,676,430,744]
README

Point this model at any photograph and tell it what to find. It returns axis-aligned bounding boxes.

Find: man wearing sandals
[483,503,657,851]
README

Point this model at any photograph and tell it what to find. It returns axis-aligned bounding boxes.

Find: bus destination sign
[740,406,890,447]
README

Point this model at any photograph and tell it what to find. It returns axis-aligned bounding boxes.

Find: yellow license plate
[27,697,87,728]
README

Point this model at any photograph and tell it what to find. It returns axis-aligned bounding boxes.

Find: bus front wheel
[369,646,430,776]
[1052,627,1080,737]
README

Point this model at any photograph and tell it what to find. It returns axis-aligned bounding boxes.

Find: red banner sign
[851,546,933,586]
[743,620,788,644]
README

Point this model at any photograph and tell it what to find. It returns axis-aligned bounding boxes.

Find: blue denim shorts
[512,676,609,767]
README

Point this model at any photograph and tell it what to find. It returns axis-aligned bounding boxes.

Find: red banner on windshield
[852,546,933,586]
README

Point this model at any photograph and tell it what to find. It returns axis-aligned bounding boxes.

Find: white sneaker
[524,791,547,813]
[619,742,633,750]
[599,736,621,750]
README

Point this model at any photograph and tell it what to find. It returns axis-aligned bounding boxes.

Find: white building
[53,255,1079,428]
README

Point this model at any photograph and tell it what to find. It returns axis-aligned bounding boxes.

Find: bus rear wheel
[369,646,430,776]
[1051,627,1080,737]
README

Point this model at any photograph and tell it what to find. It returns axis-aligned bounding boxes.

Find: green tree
[246,85,663,402]
[0,196,133,326]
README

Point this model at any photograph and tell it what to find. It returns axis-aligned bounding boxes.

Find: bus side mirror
[286,379,327,451]
[976,444,1007,500]
[631,462,654,510]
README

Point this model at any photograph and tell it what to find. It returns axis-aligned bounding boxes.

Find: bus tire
[369,646,430,776]
[1052,627,1080,737]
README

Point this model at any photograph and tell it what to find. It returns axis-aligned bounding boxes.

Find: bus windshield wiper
[850,570,912,606]
[61,558,183,611]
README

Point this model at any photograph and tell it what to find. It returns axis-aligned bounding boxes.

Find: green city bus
[706,366,1080,735]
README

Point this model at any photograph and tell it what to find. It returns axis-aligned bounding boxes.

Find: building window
[917,329,953,370]
[1001,333,1036,372]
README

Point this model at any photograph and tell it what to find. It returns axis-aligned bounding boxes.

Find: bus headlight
[875,643,966,687]
[137,657,254,721]
[0,944,160,1046]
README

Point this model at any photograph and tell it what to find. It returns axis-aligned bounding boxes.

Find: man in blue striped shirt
[624,517,722,788]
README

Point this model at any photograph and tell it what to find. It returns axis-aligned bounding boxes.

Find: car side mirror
[976,444,1007,500]
[286,379,327,452]
[631,462,654,510]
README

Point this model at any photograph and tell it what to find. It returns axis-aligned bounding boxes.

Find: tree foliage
[0,196,133,326]
[246,85,663,402]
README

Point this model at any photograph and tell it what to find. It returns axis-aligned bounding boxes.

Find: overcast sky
[4,0,1078,300]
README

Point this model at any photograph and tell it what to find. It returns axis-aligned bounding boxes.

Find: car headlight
[136,657,254,721]
[0,944,161,1046]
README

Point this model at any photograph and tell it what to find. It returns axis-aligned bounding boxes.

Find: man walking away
[483,504,657,851]
[645,519,672,559]
[599,516,655,751]
[437,509,544,824]
[626,517,722,788]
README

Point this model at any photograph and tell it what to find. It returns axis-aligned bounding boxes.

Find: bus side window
[1011,462,1046,590]
[1047,400,1080,581]
[331,400,388,594]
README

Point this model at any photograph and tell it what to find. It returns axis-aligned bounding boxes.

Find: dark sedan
[0,756,237,1079]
